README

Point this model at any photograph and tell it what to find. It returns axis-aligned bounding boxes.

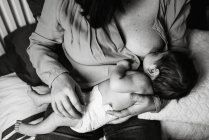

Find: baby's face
[143,51,168,79]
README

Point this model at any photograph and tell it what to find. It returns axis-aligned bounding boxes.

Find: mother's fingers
[106,102,144,119]
[108,115,131,124]
[106,109,132,118]
[52,101,62,117]
[68,92,84,114]
[62,97,81,118]
[56,101,72,117]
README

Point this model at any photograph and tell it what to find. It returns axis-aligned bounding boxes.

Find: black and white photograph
[0,0,209,139]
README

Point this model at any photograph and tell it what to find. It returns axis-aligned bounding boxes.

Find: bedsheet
[161,121,209,140]
[0,73,48,140]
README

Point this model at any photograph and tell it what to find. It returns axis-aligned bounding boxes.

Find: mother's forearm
[106,94,158,120]
[27,33,69,87]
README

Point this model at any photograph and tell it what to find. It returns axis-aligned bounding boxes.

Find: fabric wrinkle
[71,86,116,133]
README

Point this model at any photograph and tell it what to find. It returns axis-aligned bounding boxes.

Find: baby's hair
[152,50,198,99]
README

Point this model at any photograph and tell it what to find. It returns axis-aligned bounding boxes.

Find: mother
[27,0,191,139]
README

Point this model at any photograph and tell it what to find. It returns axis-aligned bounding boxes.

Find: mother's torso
[59,0,166,88]
[115,0,165,58]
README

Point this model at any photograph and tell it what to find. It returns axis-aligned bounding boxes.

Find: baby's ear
[147,65,159,80]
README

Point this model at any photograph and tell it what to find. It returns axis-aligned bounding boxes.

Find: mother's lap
[35,105,161,140]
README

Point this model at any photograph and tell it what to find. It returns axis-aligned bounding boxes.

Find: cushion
[0,54,15,76]
[161,121,209,140]
[4,24,43,86]
[4,22,72,86]
[0,73,48,140]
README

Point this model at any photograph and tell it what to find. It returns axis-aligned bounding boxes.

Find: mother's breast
[125,27,165,57]
[115,0,165,57]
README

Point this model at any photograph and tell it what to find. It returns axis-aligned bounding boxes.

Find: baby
[15,49,198,136]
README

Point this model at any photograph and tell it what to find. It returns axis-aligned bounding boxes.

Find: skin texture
[51,73,85,118]
[15,60,154,136]
[48,0,161,119]
[27,0,190,124]
[101,60,153,111]
[143,51,168,80]
[15,112,79,136]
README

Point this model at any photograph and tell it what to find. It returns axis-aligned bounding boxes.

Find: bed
[0,0,209,140]
[0,73,48,140]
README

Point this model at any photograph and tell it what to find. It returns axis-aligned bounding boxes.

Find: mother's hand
[51,73,84,118]
[107,94,156,124]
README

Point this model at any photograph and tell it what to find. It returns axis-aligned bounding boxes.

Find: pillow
[161,121,209,140]
[0,54,15,76]
[0,73,48,140]
[4,24,43,86]
[138,30,209,125]
[4,23,72,86]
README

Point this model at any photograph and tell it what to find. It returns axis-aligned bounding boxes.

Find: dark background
[188,0,209,30]
[26,0,209,30]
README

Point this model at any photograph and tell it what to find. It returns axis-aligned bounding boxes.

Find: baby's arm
[110,60,131,80]
[110,60,139,92]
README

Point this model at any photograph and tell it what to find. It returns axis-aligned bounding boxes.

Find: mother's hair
[75,0,123,28]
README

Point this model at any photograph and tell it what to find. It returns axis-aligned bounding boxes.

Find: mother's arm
[27,0,84,118]
[106,94,157,124]
[107,0,191,123]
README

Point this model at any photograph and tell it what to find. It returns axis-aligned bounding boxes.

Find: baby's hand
[117,60,131,69]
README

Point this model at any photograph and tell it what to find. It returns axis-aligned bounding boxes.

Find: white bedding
[0,73,48,140]
[139,30,209,139]
[161,121,209,140]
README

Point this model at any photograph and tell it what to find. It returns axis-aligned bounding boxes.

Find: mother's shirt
[27,0,190,88]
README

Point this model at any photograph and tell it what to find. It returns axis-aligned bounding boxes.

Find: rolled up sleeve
[27,0,69,87]
[164,0,191,48]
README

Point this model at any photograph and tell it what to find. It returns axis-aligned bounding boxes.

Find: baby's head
[143,49,198,99]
